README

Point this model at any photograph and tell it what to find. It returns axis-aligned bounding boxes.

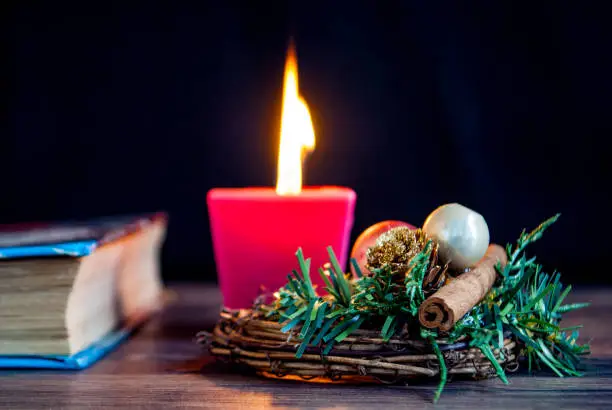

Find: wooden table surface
[1,285,611,409]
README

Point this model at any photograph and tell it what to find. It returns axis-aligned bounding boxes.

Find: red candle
[207,43,357,309]
[208,187,355,309]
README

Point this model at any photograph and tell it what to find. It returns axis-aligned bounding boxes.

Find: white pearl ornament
[422,203,490,270]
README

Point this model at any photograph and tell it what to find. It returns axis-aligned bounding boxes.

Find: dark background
[5,1,611,283]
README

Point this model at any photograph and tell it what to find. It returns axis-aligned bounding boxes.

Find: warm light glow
[276,43,315,195]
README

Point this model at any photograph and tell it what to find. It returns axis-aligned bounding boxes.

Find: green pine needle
[381,315,396,341]
[429,336,447,403]
[335,316,365,343]
[350,258,363,278]
[480,344,509,384]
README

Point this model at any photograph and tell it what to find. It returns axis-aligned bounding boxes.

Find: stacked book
[0,213,167,369]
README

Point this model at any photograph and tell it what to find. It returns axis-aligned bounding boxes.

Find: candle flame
[276,43,315,195]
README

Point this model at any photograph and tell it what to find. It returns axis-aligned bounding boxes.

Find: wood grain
[1,285,611,409]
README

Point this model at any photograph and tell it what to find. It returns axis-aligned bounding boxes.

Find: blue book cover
[0,325,134,370]
[0,212,165,259]
[0,212,166,369]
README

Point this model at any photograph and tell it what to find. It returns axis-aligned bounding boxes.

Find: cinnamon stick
[418,244,507,331]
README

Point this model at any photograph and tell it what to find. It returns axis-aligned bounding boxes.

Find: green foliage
[267,214,589,401]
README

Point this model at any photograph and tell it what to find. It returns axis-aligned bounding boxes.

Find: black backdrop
[5,1,611,283]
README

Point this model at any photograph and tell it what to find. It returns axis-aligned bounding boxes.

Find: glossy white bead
[422,203,490,270]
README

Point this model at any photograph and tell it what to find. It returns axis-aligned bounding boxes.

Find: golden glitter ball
[366,226,430,274]
[350,220,415,277]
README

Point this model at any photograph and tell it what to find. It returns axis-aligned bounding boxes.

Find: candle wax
[207,187,356,309]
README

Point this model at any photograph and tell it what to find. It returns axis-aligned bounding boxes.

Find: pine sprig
[497,214,589,377]
[446,214,589,383]
[501,213,560,279]
[270,248,328,358]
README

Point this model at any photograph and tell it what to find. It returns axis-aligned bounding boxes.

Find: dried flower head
[366,227,430,273]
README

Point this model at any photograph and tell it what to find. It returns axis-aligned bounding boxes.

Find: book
[0,212,167,369]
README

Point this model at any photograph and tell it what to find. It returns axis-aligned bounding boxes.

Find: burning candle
[207,44,356,309]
